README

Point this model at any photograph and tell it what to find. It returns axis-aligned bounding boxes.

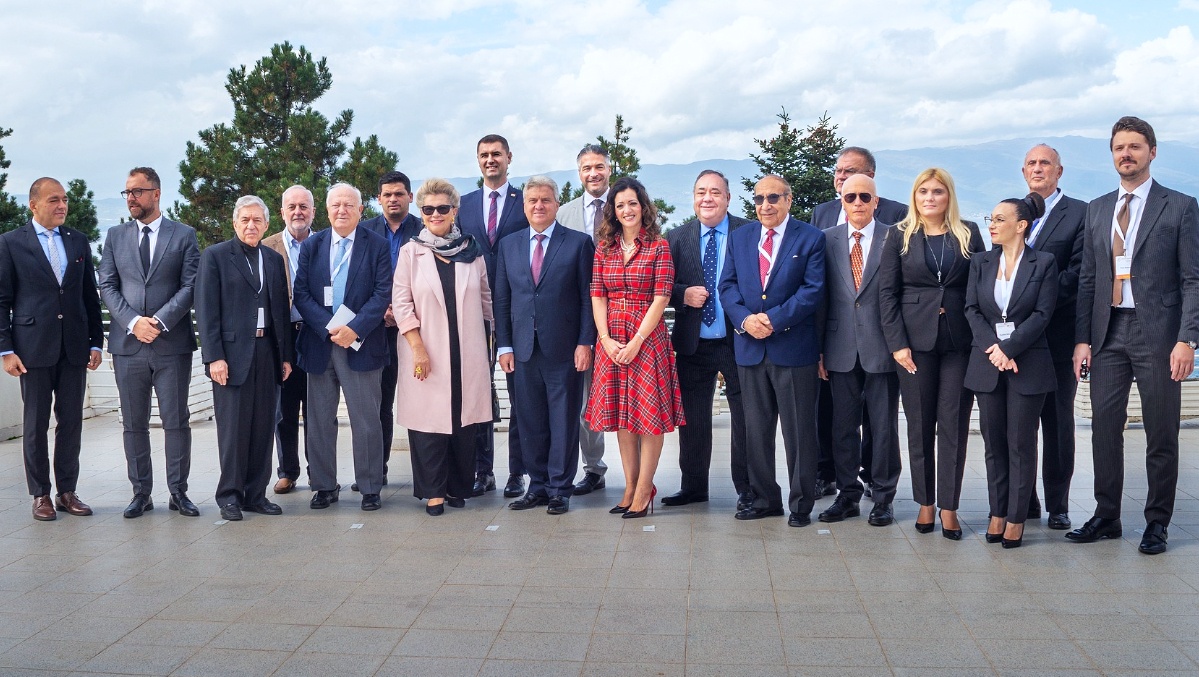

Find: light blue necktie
[331,238,349,309]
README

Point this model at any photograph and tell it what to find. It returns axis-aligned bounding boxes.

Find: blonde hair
[415,178,461,208]
[898,167,972,258]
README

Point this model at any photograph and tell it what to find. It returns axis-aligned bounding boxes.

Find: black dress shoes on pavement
[572,472,606,495]
[814,479,836,497]
[445,495,466,508]
[788,512,812,527]
[867,503,894,527]
[735,506,784,520]
[661,491,709,506]
[503,474,526,498]
[310,487,340,509]
[244,500,282,515]
[219,503,243,521]
[426,502,444,516]
[818,496,860,523]
[1065,516,1122,543]
[123,494,154,518]
[472,473,496,497]
[547,496,570,515]
[1047,513,1071,530]
[169,492,200,517]
[509,493,549,510]
[361,494,381,511]
[736,491,755,512]
[1139,522,1168,555]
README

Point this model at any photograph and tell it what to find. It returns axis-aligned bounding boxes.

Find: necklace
[620,239,637,253]
[925,230,949,286]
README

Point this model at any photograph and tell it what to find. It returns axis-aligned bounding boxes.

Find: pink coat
[393,242,494,434]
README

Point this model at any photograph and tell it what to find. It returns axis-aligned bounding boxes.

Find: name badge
[1115,255,1132,280]
[324,286,334,306]
[257,308,265,329]
[995,322,1015,341]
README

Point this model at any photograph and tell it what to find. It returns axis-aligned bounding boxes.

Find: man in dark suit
[293,183,393,511]
[494,175,595,515]
[98,167,202,518]
[262,184,316,494]
[457,134,529,499]
[810,147,907,498]
[718,174,826,527]
[196,195,294,521]
[358,171,423,489]
[1069,116,1199,555]
[0,177,104,521]
[1020,144,1086,530]
[816,174,902,527]
[662,170,751,510]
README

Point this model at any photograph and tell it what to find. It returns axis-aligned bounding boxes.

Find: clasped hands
[601,335,643,366]
[985,344,1018,373]
[742,313,773,339]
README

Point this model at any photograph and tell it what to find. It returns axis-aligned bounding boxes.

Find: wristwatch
[1187,340,1198,350]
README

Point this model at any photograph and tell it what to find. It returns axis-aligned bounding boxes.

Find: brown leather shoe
[273,477,296,494]
[55,492,93,516]
[32,495,56,521]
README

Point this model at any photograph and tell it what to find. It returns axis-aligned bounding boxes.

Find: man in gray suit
[558,143,611,495]
[817,174,901,526]
[98,167,202,518]
[1069,116,1199,555]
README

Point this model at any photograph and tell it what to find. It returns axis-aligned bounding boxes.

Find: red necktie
[759,228,774,288]
[487,191,499,245]
[850,231,864,291]
[531,233,546,284]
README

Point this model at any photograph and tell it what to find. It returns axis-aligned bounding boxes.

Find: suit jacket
[963,245,1059,394]
[666,215,750,356]
[359,213,423,267]
[811,196,908,230]
[195,239,294,386]
[393,242,494,434]
[458,185,529,285]
[0,222,103,368]
[878,221,985,353]
[262,230,301,307]
[557,192,597,236]
[1030,194,1086,360]
[717,216,825,368]
[292,226,393,375]
[818,221,893,374]
[494,224,595,363]
[1075,180,1199,355]
[98,218,200,356]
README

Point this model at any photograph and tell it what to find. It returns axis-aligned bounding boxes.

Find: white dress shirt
[1112,178,1153,309]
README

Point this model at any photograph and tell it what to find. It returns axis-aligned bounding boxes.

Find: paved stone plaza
[0,409,1196,676]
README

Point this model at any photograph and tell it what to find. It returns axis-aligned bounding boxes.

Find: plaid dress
[584,232,685,434]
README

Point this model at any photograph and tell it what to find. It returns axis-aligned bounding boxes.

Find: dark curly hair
[596,177,661,249]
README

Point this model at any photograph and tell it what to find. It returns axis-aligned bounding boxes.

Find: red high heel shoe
[622,485,656,519]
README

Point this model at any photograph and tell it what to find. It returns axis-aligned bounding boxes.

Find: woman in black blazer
[879,168,984,539]
[964,193,1058,548]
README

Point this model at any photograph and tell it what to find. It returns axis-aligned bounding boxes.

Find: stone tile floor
[0,410,1196,676]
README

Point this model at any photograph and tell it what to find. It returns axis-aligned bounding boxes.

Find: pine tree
[595,115,675,225]
[741,109,844,222]
[0,126,29,234]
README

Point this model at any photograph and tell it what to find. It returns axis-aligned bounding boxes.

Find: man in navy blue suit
[458,134,529,499]
[494,176,595,515]
[292,183,394,512]
[719,174,826,527]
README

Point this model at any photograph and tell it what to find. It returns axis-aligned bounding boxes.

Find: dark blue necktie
[702,227,717,326]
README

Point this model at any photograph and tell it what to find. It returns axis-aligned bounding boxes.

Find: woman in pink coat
[393,178,494,516]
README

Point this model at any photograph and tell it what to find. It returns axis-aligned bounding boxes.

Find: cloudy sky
[2,0,1198,204]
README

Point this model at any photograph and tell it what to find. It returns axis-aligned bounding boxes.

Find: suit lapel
[229,242,256,290]
[1095,192,1117,260]
[416,247,447,310]
[827,226,855,296]
[1131,181,1167,261]
[1004,247,1036,313]
[856,221,886,296]
[978,250,1002,316]
[765,219,801,292]
[147,219,175,280]
[681,223,702,280]
[535,228,565,288]
[23,224,60,285]
[59,228,83,287]
[1030,196,1066,248]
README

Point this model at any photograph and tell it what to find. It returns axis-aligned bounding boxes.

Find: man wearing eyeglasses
[98,167,202,518]
[719,175,825,527]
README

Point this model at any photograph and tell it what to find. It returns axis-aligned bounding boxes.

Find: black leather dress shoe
[735,506,785,520]
[244,500,282,515]
[445,495,466,508]
[1139,522,1168,555]
[361,494,381,511]
[219,503,243,521]
[472,473,496,497]
[426,502,444,516]
[1047,513,1071,530]
[123,494,153,519]
[867,502,894,526]
[508,493,549,510]
[818,495,860,523]
[503,474,526,498]
[169,492,199,517]
[1065,516,1122,543]
[788,512,812,527]
[310,487,340,509]
[546,495,570,515]
[661,491,709,506]
[736,491,754,511]
[814,479,836,497]
[572,472,606,495]
[350,483,359,492]
[1027,502,1042,519]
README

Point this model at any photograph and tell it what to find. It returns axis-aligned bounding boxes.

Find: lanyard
[996,250,1022,321]
[246,249,263,292]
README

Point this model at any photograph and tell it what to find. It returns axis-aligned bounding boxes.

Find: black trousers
[20,353,86,496]
[977,373,1045,524]
[740,359,818,516]
[410,423,477,500]
[818,376,874,485]
[213,338,278,508]
[474,321,524,477]
[1031,358,1077,515]
[275,346,308,481]
[675,337,748,495]
[1089,309,1180,526]
[380,325,399,474]
[828,362,902,505]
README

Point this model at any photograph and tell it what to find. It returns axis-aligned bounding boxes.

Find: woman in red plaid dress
[585,177,685,519]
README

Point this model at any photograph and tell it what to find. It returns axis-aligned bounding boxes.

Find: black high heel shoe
[609,504,630,514]
[1002,524,1024,549]
[914,521,935,534]
[940,510,962,541]
[985,516,1005,544]
[622,485,656,520]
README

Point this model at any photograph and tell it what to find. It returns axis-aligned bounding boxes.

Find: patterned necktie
[140,225,152,274]
[45,231,63,285]
[850,230,864,292]
[487,191,500,245]
[332,238,349,309]
[702,227,718,326]
[759,228,774,289]
[531,233,546,284]
[591,199,603,237]
[1112,192,1134,306]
